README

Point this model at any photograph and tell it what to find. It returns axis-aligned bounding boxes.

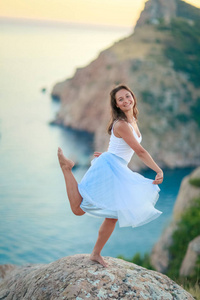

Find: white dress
[78,121,162,228]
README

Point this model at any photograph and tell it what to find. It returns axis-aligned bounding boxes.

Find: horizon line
[0,16,134,32]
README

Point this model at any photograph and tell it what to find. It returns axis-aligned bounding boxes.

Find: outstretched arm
[114,121,163,185]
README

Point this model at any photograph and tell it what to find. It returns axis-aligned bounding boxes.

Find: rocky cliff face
[136,0,176,26]
[136,0,200,27]
[52,0,200,170]
[0,254,194,299]
[150,167,200,274]
[180,235,200,277]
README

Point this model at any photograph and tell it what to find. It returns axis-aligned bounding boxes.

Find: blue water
[0,19,194,266]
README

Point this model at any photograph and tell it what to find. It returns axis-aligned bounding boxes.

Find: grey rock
[136,0,176,27]
[173,167,200,221]
[150,223,177,273]
[0,264,18,281]
[180,236,200,276]
[0,254,194,300]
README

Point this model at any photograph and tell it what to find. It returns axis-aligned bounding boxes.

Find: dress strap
[112,120,119,132]
[128,123,134,130]
[128,122,141,138]
[112,119,137,135]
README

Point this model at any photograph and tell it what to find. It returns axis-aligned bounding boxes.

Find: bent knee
[106,218,118,223]
[72,207,85,216]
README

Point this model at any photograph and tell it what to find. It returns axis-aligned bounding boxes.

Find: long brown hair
[107,84,139,135]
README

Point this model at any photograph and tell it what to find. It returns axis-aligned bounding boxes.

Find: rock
[180,236,200,276]
[51,81,66,101]
[0,254,195,300]
[41,87,46,93]
[136,0,176,27]
[150,223,177,273]
[150,167,200,273]
[0,264,17,281]
[173,167,200,221]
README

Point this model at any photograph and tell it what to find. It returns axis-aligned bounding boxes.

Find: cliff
[51,0,200,170]
[150,167,200,276]
[136,0,176,26]
[0,254,195,299]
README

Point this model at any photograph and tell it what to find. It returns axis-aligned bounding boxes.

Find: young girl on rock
[58,84,163,267]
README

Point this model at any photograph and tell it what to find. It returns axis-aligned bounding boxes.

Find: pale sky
[1,0,200,28]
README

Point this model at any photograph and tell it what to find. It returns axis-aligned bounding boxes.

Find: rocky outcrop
[173,167,200,220]
[51,0,200,171]
[150,167,200,273]
[0,254,195,299]
[136,0,176,27]
[0,264,17,282]
[135,0,200,28]
[180,236,200,276]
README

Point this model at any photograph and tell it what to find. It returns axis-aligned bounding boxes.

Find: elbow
[136,148,146,158]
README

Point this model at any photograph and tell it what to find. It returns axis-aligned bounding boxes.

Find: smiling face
[108,85,139,134]
[115,89,134,113]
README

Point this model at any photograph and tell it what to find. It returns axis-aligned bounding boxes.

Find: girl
[58,84,163,268]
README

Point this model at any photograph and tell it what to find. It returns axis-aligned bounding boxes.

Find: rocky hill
[150,167,200,278]
[51,0,200,170]
[0,254,194,299]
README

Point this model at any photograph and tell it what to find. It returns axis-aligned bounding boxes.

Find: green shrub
[189,178,200,188]
[118,252,154,270]
[106,64,112,70]
[141,91,154,104]
[176,113,190,123]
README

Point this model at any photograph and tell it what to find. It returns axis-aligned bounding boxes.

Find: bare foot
[57,147,75,170]
[90,253,108,268]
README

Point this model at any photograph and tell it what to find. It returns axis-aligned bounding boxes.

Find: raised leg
[57,147,85,216]
[90,218,118,267]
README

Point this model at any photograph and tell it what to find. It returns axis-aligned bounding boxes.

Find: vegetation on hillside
[118,252,153,270]
[158,18,200,88]
[189,177,200,188]
[190,98,200,127]
[176,0,200,21]
[155,17,200,127]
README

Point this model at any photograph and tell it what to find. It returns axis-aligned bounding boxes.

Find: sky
[1,0,200,28]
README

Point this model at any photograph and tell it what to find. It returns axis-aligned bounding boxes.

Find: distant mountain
[52,0,200,170]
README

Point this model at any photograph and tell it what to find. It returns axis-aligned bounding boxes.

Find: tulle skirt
[78,152,162,228]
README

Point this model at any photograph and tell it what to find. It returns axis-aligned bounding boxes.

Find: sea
[0,18,194,266]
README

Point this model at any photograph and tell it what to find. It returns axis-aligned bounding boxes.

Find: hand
[153,170,164,185]
[93,152,102,157]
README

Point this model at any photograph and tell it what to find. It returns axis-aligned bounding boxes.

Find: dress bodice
[107,120,142,163]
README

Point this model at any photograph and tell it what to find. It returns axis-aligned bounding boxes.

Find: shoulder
[114,120,132,137]
[114,120,130,131]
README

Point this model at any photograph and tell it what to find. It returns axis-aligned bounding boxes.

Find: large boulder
[180,236,200,276]
[149,223,177,273]
[0,254,194,300]
[173,167,200,220]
